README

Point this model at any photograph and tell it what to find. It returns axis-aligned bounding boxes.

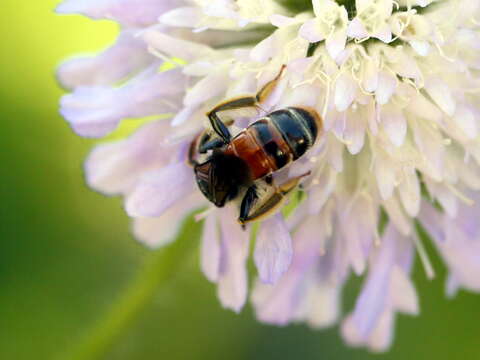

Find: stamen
[194,207,216,222]
[445,184,475,206]
[322,79,331,120]
[434,42,456,63]
[471,17,480,26]
[413,227,436,280]
[374,230,382,247]
[147,46,185,67]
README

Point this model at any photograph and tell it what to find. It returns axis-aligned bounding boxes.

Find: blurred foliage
[1,1,480,360]
[276,0,313,13]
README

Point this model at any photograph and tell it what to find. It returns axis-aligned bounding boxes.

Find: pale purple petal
[381,105,407,147]
[326,29,347,60]
[160,7,203,28]
[57,30,154,89]
[342,225,416,351]
[348,226,396,338]
[250,32,279,63]
[373,24,392,43]
[142,30,214,62]
[424,78,456,116]
[60,67,185,138]
[254,214,293,284]
[366,311,395,352]
[374,153,396,200]
[335,73,357,112]
[252,215,325,325]
[201,211,222,282]
[56,0,182,27]
[133,193,202,248]
[454,105,478,139]
[60,86,122,137]
[339,194,376,275]
[375,71,397,105]
[344,109,367,155]
[347,18,369,38]
[307,167,337,214]
[84,120,178,195]
[421,199,480,294]
[217,207,250,312]
[270,14,298,28]
[125,162,194,217]
[397,169,420,217]
[303,280,342,329]
[299,19,325,43]
[184,70,230,107]
[390,266,419,315]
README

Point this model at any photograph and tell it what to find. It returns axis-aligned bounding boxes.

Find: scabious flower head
[58,0,480,352]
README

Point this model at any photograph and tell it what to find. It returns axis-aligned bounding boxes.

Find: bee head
[194,152,250,207]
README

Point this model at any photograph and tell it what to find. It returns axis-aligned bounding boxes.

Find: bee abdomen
[269,107,319,160]
[250,119,292,169]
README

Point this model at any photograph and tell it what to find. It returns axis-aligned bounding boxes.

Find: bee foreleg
[206,65,286,142]
[198,136,225,153]
[207,110,233,143]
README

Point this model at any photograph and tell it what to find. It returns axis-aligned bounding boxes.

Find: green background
[1,1,479,359]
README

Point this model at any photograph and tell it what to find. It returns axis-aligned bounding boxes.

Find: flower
[58,0,480,352]
[300,0,349,60]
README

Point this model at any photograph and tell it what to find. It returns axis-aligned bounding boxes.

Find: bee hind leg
[238,171,309,225]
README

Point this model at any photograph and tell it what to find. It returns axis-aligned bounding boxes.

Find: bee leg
[207,109,234,143]
[255,64,286,104]
[238,185,259,225]
[238,171,309,225]
[198,135,225,153]
[188,132,203,166]
[206,65,287,142]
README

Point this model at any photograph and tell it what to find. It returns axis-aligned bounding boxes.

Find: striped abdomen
[226,107,321,180]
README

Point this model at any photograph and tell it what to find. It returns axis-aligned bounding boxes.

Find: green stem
[62,218,199,360]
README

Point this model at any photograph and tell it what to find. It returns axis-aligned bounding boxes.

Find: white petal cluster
[58,0,480,352]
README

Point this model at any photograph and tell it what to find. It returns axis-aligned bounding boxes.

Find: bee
[188,65,323,225]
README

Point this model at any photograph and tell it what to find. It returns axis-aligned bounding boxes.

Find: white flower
[160,0,287,31]
[348,0,394,43]
[58,0,480,352]
[300,0,349,60]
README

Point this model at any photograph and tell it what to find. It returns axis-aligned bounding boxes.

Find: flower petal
[56,0,180,27]
[381,105,407,147]
[252,214,328,325]
[299,19,325,43]
[326,29,347,60]
[84,120,177,195]
[142,30,214,62]
[424,78,456,116]
[125,162,194,217]
[60,67,185,138]
[184,70,230,107]
[217,207,250,312]
[397,168,421,217]
[335,73,357,112]
[57,30,154,89]
[375,71,397,105]
[254,214,293,284]
[133,193,201,248]
[201,211,222,282]
[160,6,203,27]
